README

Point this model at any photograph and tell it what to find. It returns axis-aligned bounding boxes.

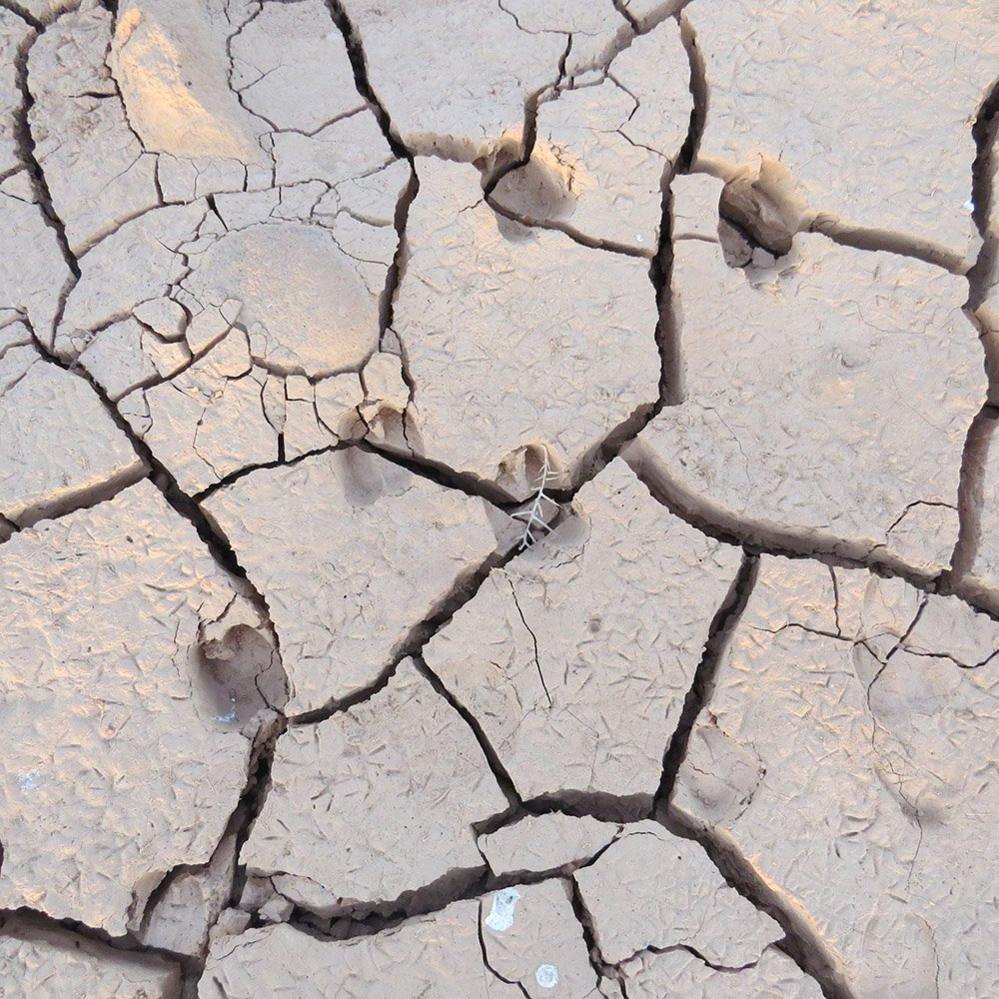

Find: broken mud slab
[0,480,282,935]
[573,821,781,968]
[689,0,998,267]
[478,813,621,880]
[201,889,598,998]
[626,173,984,580]
[613,948,822,999]
[490,17,691,252]
[53,183,411,492]
[0,186,71,341]
[55,179,403,378]
[0,914,181,999]
[672,556,999,998]
[205,810,806,997]
[423,459,742,806]
[390,158,660,501]
[0,325,146,533]
[110,0,266,169]
[338,0,631,161]
[480,878,600,997]
[136,829,239,959]
[241,659,507,919]
[955,403,999,614]
[202,447,511,716]
[27,1,159,256]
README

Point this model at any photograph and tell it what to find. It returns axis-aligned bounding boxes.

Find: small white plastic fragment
[485,887,521,933]
[535,963,559,988]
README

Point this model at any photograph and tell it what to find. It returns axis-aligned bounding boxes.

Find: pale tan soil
[0,1,997,996]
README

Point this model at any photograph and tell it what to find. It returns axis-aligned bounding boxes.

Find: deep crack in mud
[1,1,998,997]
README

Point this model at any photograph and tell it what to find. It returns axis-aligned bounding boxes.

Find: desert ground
[0,0,998,996]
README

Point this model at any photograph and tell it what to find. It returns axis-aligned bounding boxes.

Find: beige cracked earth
[0,0,998,997]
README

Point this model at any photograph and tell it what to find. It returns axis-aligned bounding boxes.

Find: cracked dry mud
[0,2,997,998]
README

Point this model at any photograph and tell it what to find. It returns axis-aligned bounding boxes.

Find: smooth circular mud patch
[184,221,379,377]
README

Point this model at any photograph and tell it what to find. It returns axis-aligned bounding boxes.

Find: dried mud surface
[0,1,998,996]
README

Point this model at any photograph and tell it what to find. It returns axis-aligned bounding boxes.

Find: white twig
[512,451,558,550]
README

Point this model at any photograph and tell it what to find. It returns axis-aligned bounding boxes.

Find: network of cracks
[0,0,998,996]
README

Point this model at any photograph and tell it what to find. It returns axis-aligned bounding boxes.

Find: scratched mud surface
[0,1,998,996]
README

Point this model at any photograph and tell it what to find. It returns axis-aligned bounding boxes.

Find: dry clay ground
[0,0,998,996]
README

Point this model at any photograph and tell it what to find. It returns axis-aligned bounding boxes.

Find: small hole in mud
[192,624,287,727]
[491,143,579,227]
